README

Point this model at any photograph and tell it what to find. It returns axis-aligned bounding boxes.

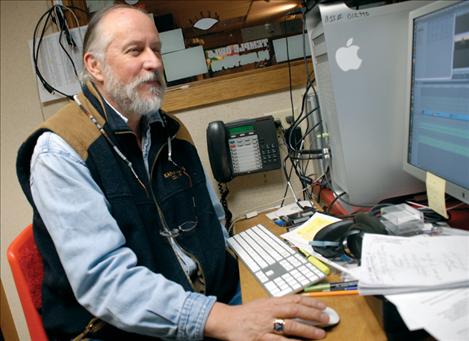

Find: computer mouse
[295,307,340,328]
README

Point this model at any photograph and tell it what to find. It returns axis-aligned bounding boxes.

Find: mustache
[134,72,165,87]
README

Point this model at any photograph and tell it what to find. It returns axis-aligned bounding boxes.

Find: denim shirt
[30,128,227,340]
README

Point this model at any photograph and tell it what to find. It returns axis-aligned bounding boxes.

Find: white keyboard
[227,224,326,297]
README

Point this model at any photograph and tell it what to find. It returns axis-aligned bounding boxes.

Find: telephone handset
[206,116,281,183]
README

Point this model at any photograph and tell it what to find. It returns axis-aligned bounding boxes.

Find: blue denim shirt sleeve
[204,171,230,242]
[30,132,217,340]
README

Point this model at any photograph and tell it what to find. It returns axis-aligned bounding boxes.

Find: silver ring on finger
[273,319,286,333]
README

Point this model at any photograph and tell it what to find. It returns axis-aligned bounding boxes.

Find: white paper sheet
[386,288,469,340]
[355,234,469,295]
[29,26,87,103]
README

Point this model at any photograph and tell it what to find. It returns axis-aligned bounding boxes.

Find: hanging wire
[32,4,84,100]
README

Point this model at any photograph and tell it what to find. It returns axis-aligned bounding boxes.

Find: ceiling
[138,0,303,35]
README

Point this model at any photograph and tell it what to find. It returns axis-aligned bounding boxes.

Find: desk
[234,214,386,340]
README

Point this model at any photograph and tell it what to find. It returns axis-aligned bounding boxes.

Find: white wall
[1,1,65,340]
[176,91,309,219]
[0,1,313,340]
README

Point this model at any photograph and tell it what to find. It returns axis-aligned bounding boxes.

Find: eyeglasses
[159,210,198,238]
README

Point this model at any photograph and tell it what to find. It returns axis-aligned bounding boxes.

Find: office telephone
[206,116,281,183]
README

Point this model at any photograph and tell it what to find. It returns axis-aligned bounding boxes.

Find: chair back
[7,224,48,341]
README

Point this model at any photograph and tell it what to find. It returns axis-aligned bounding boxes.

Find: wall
[1,2,62,340]
[0,1,312,340]
[176,92,309,219]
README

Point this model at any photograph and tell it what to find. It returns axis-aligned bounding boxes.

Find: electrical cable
[406,200,467,212]
[325,191,346,214]
[300,9,312,87]
[288,107,320,152]
[228,185,318,233]
[33,9,73,98]
[280,158,295,207]
[419,208,450,223]
[281,10,311,202]
[284,90,323,195]
[285,73,323,156]
[278,4,328,209]
[53,5,75,47]
[280,119,316,205]
[218,182,233,233]
[32,4,83,100]
[33,9,56,93]
[58,29,80,80]
[283,15,296,121]
[57,5,83,81]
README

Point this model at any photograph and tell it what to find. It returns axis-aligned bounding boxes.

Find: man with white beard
[16,4,331,340]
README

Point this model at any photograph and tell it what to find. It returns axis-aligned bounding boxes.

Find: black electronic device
[154,13,176,32]
[206,116,281,183]
[311,213,388,260]
[278,207,316,228]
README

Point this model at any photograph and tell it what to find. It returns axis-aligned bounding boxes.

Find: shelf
[162,60,312,113]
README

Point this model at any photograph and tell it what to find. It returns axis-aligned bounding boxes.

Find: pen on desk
[299,249,331,275]
[301,289,359,297]
[304,281,358,292]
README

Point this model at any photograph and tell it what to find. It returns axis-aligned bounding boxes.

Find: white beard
[103,67,166,116]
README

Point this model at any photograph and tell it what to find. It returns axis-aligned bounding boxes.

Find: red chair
[7,224,48,341]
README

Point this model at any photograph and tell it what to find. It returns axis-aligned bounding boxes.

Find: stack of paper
[353,234,469,295]
[353,234,469,340]
[283,225,469,340]
[386,288,469,341]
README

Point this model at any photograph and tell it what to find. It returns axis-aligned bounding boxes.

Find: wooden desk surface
[234,214,386,341]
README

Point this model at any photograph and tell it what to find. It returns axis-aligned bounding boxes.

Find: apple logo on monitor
[335,38,362,71]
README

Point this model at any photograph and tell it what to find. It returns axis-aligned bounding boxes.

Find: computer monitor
[403,0,469,204]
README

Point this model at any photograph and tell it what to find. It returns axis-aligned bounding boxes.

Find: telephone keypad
[229,135,279,175]
[229,135,263,174]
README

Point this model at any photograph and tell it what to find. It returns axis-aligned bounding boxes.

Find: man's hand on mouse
[204,295,330,340]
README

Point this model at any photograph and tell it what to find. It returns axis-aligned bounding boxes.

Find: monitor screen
[404,0,469,204]
[162,46,208,82]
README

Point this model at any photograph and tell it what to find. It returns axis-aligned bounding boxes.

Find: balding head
[81,5,165,118]
[81,4,149,83]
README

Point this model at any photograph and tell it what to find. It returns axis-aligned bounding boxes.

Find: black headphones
[310,213,388,260]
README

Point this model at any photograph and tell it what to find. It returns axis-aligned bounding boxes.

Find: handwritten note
[324,11,370,25]
[355,234,469,295]
[426,172,449,219]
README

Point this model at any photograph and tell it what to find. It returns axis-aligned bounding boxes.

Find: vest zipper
[111,130,192,286]
[113,129,200,290]
[149,137,205,293]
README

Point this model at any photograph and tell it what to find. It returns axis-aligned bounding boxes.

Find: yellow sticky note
[296,213,340,240]
[426,172,448,219]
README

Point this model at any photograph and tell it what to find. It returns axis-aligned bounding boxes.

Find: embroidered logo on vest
[164,169,184,180]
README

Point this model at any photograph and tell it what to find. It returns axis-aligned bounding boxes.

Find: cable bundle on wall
[32,4,84,100]
[280,3,328,208]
